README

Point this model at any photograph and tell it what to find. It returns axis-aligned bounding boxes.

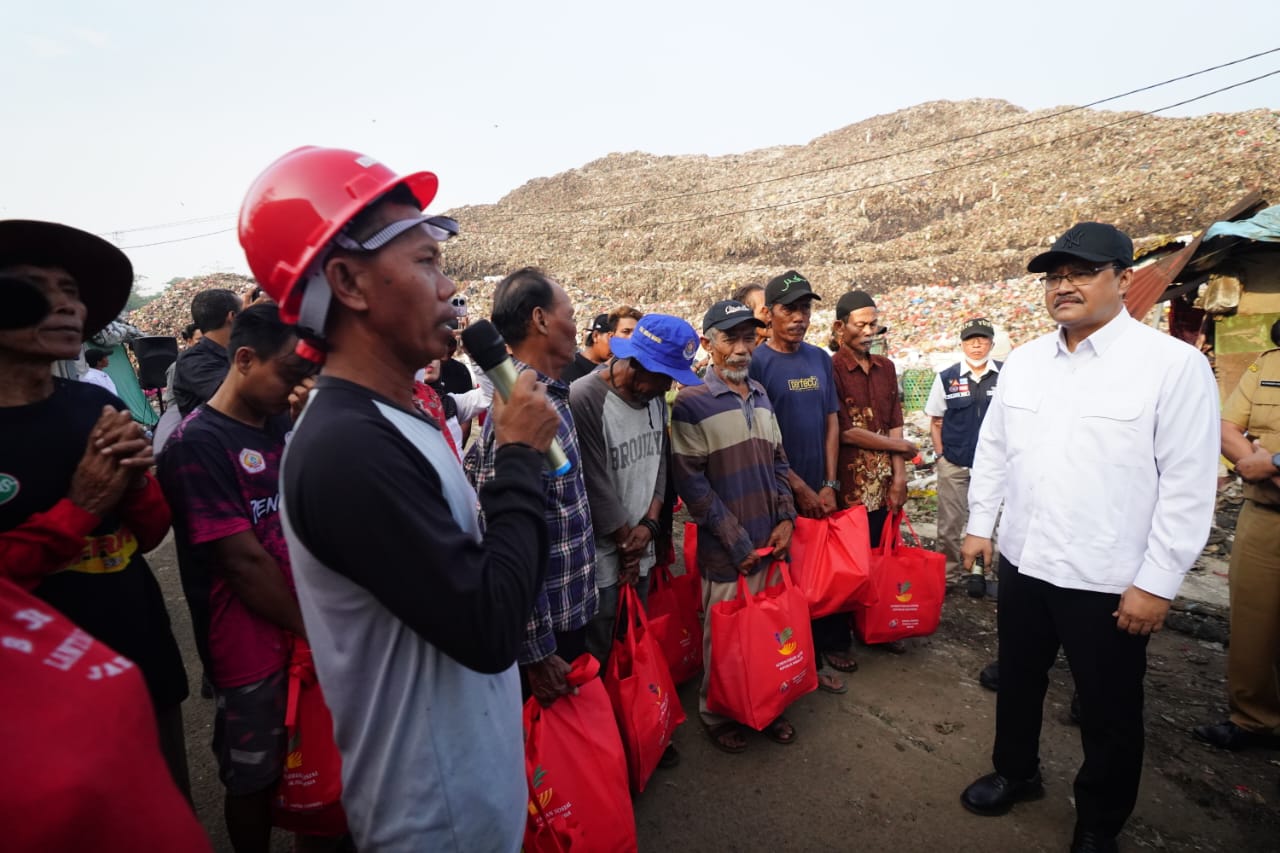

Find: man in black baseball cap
[923,316,1001,591]
[702,299,765,334]
[674,299,798,751]
[1026,222,1135,354]
[959,220,1221,853]
[755,275,855,693]
[763,269,822,308]
[562,312,614,383]
[1026,222,1134,275]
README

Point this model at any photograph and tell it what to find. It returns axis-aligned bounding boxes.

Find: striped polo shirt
[670,367,797,583]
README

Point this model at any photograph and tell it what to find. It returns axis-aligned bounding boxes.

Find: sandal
[705,722,747,754]
[824,652,859,673]
[764,716,797,745]
[817,672,848,695]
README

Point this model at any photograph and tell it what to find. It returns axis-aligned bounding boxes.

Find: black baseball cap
[960,318,995,340]
[764,270,822,306]
[702,299,765,333]
[587,313,610,334]
[1027,222,1134,274]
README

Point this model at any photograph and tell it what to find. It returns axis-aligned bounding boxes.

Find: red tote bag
[706,562,818,730]
[681,521,704,589]
[272,639,348,836]
[646,560,704,684]
[604,585,687,793]
[854,510,946,644]
[788,505,875,618]
[524,655,637,853]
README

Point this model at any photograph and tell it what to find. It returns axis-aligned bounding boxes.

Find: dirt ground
[154,509,1280,853]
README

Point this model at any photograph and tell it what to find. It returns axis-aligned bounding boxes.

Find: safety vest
[939,360,1002,468]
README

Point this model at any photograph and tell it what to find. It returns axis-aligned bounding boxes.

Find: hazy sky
[4,1,1279,291]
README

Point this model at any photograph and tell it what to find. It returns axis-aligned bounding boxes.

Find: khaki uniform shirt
[1222,348,1280,507]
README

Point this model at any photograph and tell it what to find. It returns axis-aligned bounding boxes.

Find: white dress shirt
[80,366,118,397]
[966,311,1219,600]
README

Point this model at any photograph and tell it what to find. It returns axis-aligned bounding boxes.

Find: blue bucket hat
[609,314,703,386]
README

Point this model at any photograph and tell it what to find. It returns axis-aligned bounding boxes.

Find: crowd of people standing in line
[1,146,1277,853]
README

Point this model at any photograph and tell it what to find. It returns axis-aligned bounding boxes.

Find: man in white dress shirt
[957,223,1219,853]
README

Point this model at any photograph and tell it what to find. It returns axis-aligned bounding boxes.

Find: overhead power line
[483,46,1280,219]
[465,67,1280,236]
[117,227,236,250]
[102,212,237,236]
[104,46,1279,248]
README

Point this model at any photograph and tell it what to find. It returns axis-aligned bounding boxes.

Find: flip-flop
[817,673,848,695]
[764,716,797,745]
[824,653,859,673]
[705,722,747,754]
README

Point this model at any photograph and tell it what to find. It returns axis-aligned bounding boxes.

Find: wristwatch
[821,479,841,491]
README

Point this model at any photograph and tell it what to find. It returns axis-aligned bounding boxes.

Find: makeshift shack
[1124,192,1280,397]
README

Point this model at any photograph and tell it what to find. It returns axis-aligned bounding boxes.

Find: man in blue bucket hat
[571,314,701,648]
[570,313,701,767]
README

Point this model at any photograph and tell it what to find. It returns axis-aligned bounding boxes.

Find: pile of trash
[444,99,1278,328]
[128,272,256,337]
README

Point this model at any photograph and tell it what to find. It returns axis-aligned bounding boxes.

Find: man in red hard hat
[239,147,560,851]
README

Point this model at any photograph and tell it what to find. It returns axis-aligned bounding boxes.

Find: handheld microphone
[461,319,572,476]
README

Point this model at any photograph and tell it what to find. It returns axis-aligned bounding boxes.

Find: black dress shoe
[1071,829,1118,853]
[979,661,1000,692]
[960,771,1044,816]
[1192,720,1280,751]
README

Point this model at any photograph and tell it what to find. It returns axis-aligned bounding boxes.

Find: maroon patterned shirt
[831,348,903,512]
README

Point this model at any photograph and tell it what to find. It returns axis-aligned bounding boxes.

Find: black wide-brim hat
[0,220,133,339]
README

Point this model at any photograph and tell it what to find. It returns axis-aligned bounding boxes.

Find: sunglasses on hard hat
[331,215,460,253]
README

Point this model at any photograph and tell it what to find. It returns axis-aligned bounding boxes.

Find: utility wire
[117,227,236,250]
[466,67,1280,236]
[481,46,1280,218]
[103,47,1279,246]
[102,212,237,236]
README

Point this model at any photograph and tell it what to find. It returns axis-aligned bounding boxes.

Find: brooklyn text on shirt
[609,428,664,472]
[787,376,820,392]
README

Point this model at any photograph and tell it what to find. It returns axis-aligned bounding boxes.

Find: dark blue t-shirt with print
[749,342,839,489]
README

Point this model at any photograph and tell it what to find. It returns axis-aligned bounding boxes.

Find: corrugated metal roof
[1124,190,1266,319]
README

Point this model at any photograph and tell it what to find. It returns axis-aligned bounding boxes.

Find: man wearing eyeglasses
[923,318,1001,588]
[957,222,1219,853]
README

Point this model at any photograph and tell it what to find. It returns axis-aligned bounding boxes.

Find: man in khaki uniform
[1194,325,1280,750]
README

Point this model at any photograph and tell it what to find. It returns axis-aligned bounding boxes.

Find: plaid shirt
[468,358,598,663]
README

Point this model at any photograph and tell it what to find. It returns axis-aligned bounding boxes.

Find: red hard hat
[238,146,439,323]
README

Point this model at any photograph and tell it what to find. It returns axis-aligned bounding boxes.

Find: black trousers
[994,555,1149,837]
[814,506,889,655]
